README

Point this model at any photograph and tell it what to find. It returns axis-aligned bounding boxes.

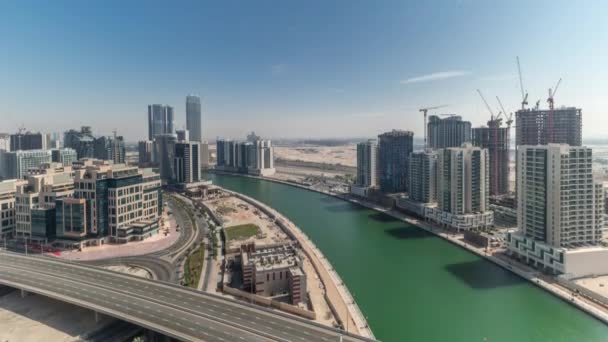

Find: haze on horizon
[0,1,606,142]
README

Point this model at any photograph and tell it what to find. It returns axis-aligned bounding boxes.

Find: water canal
[209,173,608,342]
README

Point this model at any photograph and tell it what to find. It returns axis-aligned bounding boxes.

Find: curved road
[81,193,206,283]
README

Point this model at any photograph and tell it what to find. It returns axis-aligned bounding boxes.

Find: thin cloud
[400,70,469,84]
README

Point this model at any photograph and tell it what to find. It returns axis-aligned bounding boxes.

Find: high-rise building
[200,141,210,168]
[64,126,124,163]
[64,126,95,159]
[515,107,582,146]
[174,141,201,184]
[186,95,202,142]
[427,115,471,149]
[216,139,234,168]
[408,150,437,203]
[138,140,154,166]
[10,131,47,151]
[378,130,413,193]
[1,149,52,180]
[472,118,510,196]
[0,133,11,152]
[216,138,274,176]
[424,143,493,230]
[148,104,174,140]
[176,129,189,142]
[507,145,607,277]
[51,148,78,166]
[355,139,379,188]
[437,144,489,215]
[516,145,602,246]
[153,134,177,182]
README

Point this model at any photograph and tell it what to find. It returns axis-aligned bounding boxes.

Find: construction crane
[476,89,497,120]
[496,96,513,127]
[517,56,528,110]
[547,78,562,110]
[419,105,448,149]
[547,78,562,143]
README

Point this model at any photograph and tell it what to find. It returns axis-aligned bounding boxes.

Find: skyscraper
[186,95,202,142]
[174,141,201,184]
[148,104,175,140]
[515,108,582,147]
[138,140,154,166]
[153,134,177,182]
[472,118,510,196]
[378,130,413,193]
[427,115,472,149]
[355,139,379,188]
[408,150,437,203]
[200,141,210,168]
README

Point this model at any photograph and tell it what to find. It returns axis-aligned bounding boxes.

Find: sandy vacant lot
[206,196,289,250]
[274,145,356,167]
[0,290,111,342]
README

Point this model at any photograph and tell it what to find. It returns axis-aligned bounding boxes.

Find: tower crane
[496,96,513,127]
[476,89,498,121]
[547,78,562,143]
[419,105,448,149]
[517,56,528,110]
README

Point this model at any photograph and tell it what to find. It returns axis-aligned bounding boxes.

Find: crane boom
[476,89,495,119]
[517,56,528,109]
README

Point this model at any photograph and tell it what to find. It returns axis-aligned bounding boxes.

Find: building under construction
[515,107,582,146]
[473,119,510,196]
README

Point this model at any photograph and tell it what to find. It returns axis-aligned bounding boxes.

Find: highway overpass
[0,251,375,342]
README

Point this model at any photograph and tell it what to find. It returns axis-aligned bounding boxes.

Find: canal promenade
[209,170,608,328]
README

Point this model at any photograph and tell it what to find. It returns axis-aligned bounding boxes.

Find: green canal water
[208,174,608,342]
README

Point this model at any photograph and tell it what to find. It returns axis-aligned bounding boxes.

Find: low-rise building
[241,243,307,305]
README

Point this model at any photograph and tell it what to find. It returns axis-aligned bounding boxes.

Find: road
[0,251,374,342]
[84,194,205,284]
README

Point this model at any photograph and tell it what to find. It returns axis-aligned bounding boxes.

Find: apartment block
[351,139,379,197]
[508,144,607,277]
[378,130,413,193]
[425,143,493,230]
[427,115,471,149]
[472,119,510,196]
[515,107,582,147]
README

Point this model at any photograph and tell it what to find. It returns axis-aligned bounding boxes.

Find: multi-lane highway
[0,251,374,342]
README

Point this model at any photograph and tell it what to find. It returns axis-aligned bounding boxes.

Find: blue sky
[0,1,606,141]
